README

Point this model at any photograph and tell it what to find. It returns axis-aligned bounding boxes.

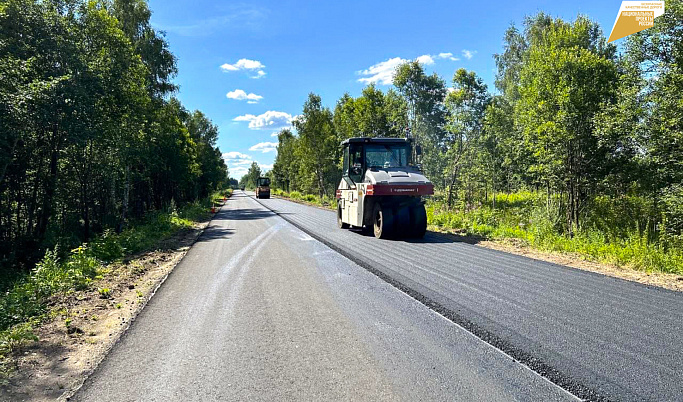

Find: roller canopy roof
[340,137,412,146]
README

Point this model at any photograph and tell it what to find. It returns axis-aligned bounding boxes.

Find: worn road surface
[74,191,681,401]
[74,191,576,401]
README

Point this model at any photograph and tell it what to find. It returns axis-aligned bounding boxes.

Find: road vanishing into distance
[74,191,682,401]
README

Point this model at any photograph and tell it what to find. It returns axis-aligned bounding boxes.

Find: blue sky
[147,0,622,179]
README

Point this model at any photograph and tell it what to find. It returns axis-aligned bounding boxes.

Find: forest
[257,6,683,273]
[0,0,229,283]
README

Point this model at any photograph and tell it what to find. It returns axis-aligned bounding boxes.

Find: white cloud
[357,54,450,85]
[357,57,407,85]
[416,54,435,65]
[259,163,274,170]
[223,151,256,177]
[231,166,249,177]
[223,151,251,160]
[233,111,294,130]
[220,58,267,78]
[462,49,476,60]
[438,52,459,61]
[221,58,265,71]
[226,89,263,103]
[222,151,253,168]
[249,142,278,153]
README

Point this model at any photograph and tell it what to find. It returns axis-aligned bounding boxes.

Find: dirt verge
[0,213,216,402]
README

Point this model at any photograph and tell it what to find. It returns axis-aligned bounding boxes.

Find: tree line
[0,0,228,274]
[267,5,683,247]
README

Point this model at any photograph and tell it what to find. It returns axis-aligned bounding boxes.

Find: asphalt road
[74,191,576,401]
[253,194,683,401]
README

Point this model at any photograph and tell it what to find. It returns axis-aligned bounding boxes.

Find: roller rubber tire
[410,204,428,238]
[395,206,411,238]
[373,203,394,239]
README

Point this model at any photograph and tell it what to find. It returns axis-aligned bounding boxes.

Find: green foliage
[0,0,228,287]
[98,288,112,299]
[428,192,683,275]
[0,320,38,379]
[0,191,219,364]
[661,185,683,244]
[239,162,262,190]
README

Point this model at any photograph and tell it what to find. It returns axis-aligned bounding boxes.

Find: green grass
[427,191,683,275]
[0,188,232,377]
[272,189,335,209]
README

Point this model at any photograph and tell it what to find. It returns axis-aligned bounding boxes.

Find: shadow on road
[196,226,235,243]
[213,207,282,221]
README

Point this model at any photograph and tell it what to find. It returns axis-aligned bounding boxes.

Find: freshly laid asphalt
[73,191,576,401]
[255,195,683,402]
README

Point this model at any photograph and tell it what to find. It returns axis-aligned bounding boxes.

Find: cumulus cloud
[220,58,267,78]
[358,53,457,85]
[259,163,274,170]
[231,166,249,177]
[462,49,476,60]
[222,151,253,167]
[416,54,435,65]
[357,57,407,85]
[223,151,251,160]
[249,142,278,153]
[438,52,459,61]
[226,89,263,103]
[233,111,294,130]
[222,151,255,177]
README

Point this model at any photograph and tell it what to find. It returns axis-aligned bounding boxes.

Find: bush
[661,185,683,243]
[89,230,125,263]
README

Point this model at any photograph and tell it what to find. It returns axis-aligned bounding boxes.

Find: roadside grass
[272,189,335,210]
[427,191,683,275]
[0,189,231,379]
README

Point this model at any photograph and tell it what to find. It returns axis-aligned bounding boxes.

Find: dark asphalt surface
[255,195,683,401]
[73,191,575,401]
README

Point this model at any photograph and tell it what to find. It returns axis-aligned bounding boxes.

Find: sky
[147,0,623,179]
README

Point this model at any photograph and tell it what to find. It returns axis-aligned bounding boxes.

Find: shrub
[89,230,125,263]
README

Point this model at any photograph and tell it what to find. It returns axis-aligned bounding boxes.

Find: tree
[293,93,338,198]
[271,129,297,191]
[0,0,228,275]
[624,0,683,194]
[443,69,490,207]
[393,61,448,185]
[240,162,262,190]
[516,15,618,234]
